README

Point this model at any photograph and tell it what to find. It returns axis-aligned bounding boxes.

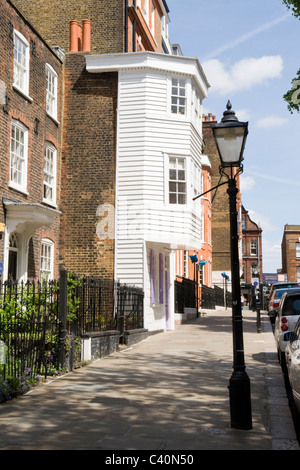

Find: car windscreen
[283,295,300,315]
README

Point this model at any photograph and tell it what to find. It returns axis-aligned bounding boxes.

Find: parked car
[268,288,300,324]
[268,282,300,300]
[274,289,300,365]
[285,318,300,414]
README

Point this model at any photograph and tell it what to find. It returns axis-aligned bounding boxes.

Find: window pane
[169,193,177,204]
[46,65,57,118]
[178,182,185,192]
[171,77,186,115]
[14,33,28,93]
[10,121,27,189]
[168,157,186,205]
[169,182,176,192]
[178,170,185,180]
[178,194,186,204]
[169,169,176,180]
[43,144,56,203]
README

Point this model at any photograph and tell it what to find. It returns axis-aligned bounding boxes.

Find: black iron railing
[0,280,61,395]
[0,274,145,397]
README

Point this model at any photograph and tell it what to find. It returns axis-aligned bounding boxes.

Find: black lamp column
[227,176,252,430]
[212,101,252,430]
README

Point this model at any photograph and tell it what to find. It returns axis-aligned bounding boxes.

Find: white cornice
[85,51,210,99]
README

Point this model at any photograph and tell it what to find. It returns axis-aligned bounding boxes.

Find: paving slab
[0,308,299,451]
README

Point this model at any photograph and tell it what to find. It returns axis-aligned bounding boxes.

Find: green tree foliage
[282,0,300,112]
[283,0,300,16]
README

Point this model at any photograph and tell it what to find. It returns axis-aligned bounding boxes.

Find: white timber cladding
[116,68,204,250]
[86,53,210,297]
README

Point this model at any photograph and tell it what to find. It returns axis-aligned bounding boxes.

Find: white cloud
[240,175,255,192]
[203,56,283,96]
[255,115,289,128]
[235,109,250,122]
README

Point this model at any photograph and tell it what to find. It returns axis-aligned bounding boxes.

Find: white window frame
[193,161,202,201]
[46,64,58,120]
[9,119,28,194]
[171,77,187,115]
[192,86,201,130]
[13,30,30,97]
[151,3,155,35]
[296,242,300,259]
[43,142,57,206]
[168,156,187,205]
[143,0,149,24]
[40,238,54,281]
[250,241,257,256]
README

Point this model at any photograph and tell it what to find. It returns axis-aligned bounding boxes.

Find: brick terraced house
[0,0,63,282]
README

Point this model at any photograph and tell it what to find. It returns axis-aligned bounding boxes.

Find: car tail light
[273,301,280,308]
[281,317,288,331]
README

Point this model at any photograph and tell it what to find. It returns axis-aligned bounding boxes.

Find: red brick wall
[60,53,118,278]
[282,226,300,281]
[12,0,125,54]
[203,118,231,272]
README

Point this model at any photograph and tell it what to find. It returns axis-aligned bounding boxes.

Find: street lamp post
[212,101,252,430]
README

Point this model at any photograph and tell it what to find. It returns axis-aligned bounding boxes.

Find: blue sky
[167,0,300,274]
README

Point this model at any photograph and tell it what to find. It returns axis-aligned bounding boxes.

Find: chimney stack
[69,20,91,52]
[82,19,91,51]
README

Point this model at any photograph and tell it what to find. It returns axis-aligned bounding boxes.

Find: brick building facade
[12,0,172,55]
[12,0,125,55]
[282,224,300,282]
[202,113,243,290]
[241,205,263,285]
[0,0,63,281]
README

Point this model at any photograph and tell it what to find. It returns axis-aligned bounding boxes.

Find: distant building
[202,113,242,291]
[241,205,263,285]
[281,224,300,282]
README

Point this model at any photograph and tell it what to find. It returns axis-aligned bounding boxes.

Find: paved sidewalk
[0,308,299,451]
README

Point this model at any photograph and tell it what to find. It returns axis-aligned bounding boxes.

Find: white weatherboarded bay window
[46,64,58,120]
[169,156,186,205]
[40,238,54,280]
[171,78,186,115]
[10,120,28,193]
[13,30,30,96]
[43,143,57,206]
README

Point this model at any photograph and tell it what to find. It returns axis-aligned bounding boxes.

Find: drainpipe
[125,0,128,52]
[133,19,136,52]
